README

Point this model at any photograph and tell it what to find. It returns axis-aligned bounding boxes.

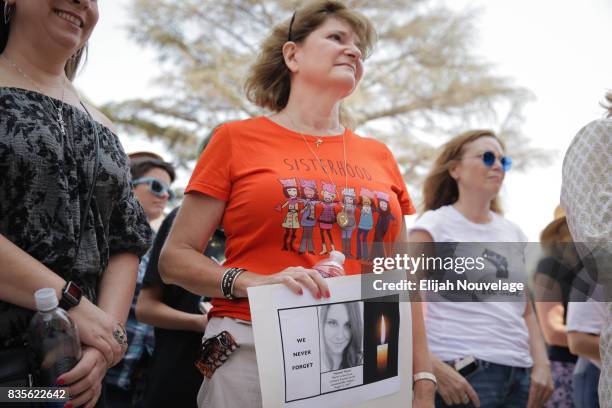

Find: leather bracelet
[413,371,437,390]
[221,267,246,300]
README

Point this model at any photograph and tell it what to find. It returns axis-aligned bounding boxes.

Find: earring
[71,47,85,61]
[3,2,15,25]
[3,2,14,25]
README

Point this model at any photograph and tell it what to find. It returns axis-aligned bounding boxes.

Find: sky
[75,0,612,240]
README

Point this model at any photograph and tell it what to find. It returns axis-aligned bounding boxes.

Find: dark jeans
[573,358,600,408]
[435,361,531,408]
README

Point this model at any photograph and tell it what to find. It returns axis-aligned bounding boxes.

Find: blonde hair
[245,0,376,113]
[422,130,505,213]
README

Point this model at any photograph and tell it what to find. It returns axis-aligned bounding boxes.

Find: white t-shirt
[411,205,533,368]
[567,292,606,335]
[567,284,606,368]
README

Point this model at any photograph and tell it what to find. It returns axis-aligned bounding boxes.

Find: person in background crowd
[409,130,554,408]
[159,1,435,407]
[136,206,226,408]
[135,135,227,408]
[567,284,606,408]
[105,152,175,408]
[534,207,580,408]
[560,91,612,407]
[0,1,152,407]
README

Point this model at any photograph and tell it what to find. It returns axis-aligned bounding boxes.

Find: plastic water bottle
[313,250,346,278]
[28,288,81,387]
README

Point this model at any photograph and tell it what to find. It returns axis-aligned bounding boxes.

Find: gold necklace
[284,113,352,228]
[1,54,67,137]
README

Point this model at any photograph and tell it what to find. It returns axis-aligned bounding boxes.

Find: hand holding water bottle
[57,346,107,408]
[29,288,109,408]
[28,288,81,387]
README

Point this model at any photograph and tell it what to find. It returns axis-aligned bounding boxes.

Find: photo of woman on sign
[319,302,363,372]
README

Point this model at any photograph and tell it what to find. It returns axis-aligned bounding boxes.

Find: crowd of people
[0,1,609,408]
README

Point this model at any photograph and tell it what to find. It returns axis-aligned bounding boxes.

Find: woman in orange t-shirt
[159,1,435,407]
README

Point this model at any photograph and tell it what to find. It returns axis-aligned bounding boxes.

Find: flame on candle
[380,316,386,344]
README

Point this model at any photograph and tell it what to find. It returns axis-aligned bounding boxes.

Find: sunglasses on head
[132,177,175,199]
[288,11,297,41]
[473,151,513,172]
[287,5,335,42]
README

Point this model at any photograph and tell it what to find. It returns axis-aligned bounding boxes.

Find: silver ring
[462,395,470,404]
[113,324,128,348]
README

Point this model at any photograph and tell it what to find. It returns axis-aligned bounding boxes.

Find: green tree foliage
[105,0,548,182]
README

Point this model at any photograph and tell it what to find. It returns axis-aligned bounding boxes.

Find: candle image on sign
[363,298,399,384]
[376,316,388,372]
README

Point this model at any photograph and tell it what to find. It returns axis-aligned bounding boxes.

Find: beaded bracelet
[221,267,247,300]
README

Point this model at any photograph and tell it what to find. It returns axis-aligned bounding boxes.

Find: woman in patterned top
[0,1,152,407]
[561,91,612,408]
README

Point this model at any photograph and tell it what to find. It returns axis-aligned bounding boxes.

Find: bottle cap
[34,288,59,312]
[327,250,346,265]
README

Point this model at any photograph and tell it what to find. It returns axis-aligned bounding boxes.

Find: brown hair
[539,215,581,264]
[244,0,376,113]
[540,216,571,247]
[129,153,176,182]
[0,0,87,80]
[602,91,612,118]
[422,130,505,213]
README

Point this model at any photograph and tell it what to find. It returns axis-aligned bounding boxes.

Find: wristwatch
[59,281,83,310]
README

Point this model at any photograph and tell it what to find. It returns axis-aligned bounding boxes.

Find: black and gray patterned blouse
[0,87,152,348]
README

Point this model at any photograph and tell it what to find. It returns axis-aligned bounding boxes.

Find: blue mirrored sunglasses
[132,177,175,199]
[481,151,512,172]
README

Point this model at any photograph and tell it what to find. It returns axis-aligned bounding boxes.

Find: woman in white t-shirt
[409,130,554,407]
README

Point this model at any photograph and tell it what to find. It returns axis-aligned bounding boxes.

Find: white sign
[248,271,413,408]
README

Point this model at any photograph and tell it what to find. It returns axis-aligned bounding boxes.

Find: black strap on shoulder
[70,102,101,272]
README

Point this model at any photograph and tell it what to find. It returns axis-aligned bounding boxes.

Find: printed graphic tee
[411,205,533,368]
[186,117,415,321]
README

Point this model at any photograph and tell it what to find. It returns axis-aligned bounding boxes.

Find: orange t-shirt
[186,117,415,321]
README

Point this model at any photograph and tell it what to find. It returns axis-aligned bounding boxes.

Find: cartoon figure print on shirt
[275,178,301,251]
[371,191,395,259]
[318,181,338,255]
[274,177,398,259]
[356,188,375,260]
[298,179,319,255]
[339,187,357,258]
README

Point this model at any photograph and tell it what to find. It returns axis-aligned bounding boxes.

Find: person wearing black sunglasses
[105,152,175,408]
[409,130,554,408]
[129,153,176,221]
[134,131,226,408]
